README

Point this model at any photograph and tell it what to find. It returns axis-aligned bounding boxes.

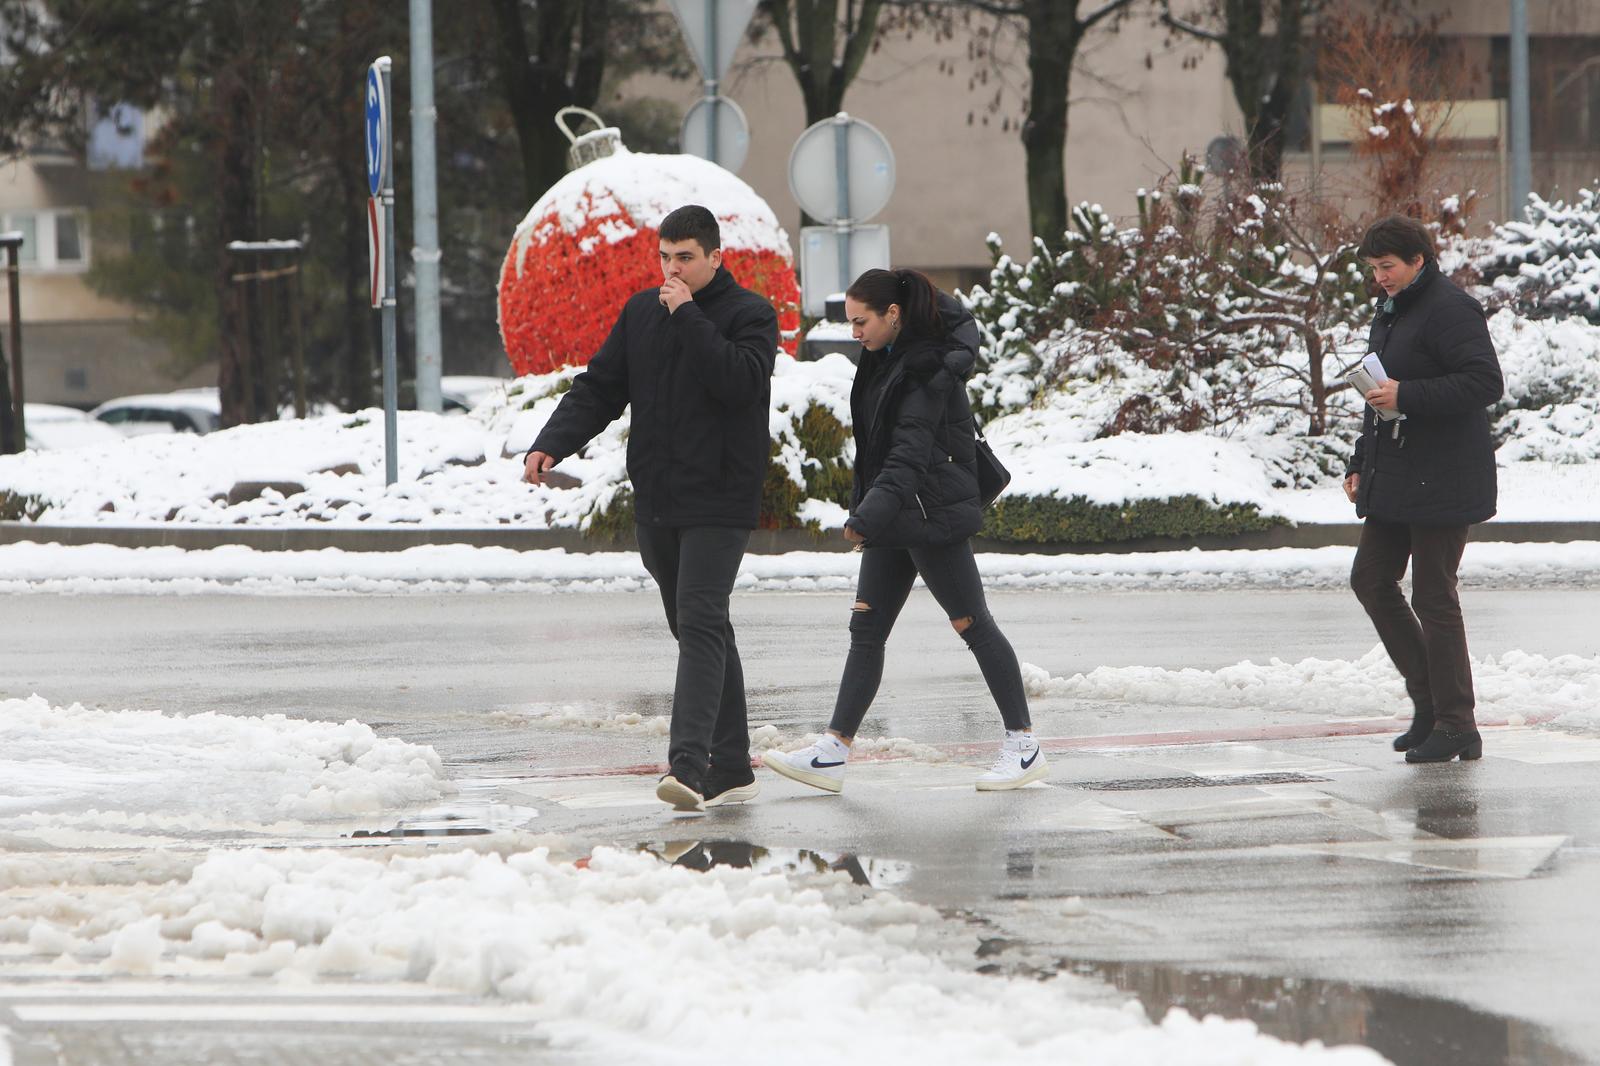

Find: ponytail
[845,267,947,341]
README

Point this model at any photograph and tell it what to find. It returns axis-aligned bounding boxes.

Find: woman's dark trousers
[829,539,1031,738]
[1350,519,1477,732]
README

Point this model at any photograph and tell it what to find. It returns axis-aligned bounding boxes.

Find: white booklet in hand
[1345,353,1403,422]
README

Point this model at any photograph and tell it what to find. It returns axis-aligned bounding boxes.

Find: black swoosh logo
[1020,748,1039,770]
[810,757,846,769]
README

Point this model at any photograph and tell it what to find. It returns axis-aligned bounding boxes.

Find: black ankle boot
[1404,727,1483,764]
[1392,710,1435,752]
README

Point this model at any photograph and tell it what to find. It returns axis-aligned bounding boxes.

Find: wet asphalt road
[5,586,1600,1065]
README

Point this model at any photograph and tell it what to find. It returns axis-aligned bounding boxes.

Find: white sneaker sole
[655,776,705,811]
[975,759,1049,791]
[703,781,760,808]
[763,755,844,794]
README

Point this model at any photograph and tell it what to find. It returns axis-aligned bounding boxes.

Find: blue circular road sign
[365,62,388,197]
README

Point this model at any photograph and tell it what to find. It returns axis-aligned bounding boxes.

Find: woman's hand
[1344,473,1359,503]
[843,525,865,545]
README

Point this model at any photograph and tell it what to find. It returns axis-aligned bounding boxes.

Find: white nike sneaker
[975,736,1048,791]
[762,738,848,794]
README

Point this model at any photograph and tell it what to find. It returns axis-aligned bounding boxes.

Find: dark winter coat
[1347,262,1504,526]
[845,296,984,548]
[530,266,779,528]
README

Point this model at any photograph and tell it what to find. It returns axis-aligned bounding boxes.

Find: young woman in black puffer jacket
[763,269,1046,794]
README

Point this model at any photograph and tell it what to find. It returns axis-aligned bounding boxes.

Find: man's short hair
[658,205,721,255]
[1357,215,1435,264]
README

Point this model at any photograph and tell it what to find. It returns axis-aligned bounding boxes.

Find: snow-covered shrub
[0,489,47,521]
[1487,310,1600,462]
[1477,184,1600,322]
[964,162,1372,442]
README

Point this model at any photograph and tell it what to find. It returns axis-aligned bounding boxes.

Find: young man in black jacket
[1345,215,1504,763]
[523,205,779,810]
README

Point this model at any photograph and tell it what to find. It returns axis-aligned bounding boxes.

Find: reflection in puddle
[639,840,913,889]
[1059,959,1580,1066]
[344,801,539,841]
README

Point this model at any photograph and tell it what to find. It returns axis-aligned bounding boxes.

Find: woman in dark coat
[1345,215,1504,763]
[763,269,1044,793]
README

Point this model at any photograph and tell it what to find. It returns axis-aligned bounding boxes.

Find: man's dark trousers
[1351,519,1476,732]
[635,523,752,777]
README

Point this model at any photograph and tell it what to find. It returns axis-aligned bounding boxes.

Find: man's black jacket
[530,266,779,528]
[1347,262,1504,526]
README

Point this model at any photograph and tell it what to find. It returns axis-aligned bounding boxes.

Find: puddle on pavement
[344,798,540,841]
[638,840,913,889]
[1045,958,1580,1066]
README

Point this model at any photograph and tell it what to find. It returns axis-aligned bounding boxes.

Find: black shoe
[1392,710,1436,752]
[1404,728,1483,764]
[703,764,759,808]
[656,764,706,811]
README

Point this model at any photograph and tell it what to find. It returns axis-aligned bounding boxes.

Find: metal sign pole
[5,241,23,449]
[705,0,719,164]
[379,59,399,486]
[1509,0,1532,220]
[409,0,443,414]
[834,114,853,292]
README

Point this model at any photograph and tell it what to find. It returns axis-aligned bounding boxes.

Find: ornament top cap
[557,106,624,170]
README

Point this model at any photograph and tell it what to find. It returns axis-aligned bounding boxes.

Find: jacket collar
[692,264,735,305]
[1381,259,1437,316]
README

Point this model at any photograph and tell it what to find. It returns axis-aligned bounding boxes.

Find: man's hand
[523,451,556,485]
[1344,473,1360,503]
[843,525,865,545]
[1364,379,1400,411]
[659,276,693,315]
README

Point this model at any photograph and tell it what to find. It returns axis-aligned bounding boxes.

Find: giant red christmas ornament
[498,140,801,376]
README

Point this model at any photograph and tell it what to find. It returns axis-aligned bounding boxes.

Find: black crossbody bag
[972,413,1011,508]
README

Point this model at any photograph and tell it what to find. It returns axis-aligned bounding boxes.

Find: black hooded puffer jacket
[845,322,983,549]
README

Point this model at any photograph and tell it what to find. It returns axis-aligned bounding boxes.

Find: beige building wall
[0,156,212,408]
[620,6,1241,281]
[614,1,1600,280]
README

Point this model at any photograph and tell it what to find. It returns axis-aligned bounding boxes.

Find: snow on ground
[4,843,1384,1065]
[0,694,1386,1064]
[3,540,1600,595]
[0,696,452,835]
[1022,648,1600,729]
[497,703,950,762]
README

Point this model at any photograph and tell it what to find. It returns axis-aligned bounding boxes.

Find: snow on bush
[11,843,1387,1064]
[1477,183,1600,322]
[0,355,858,534]
[965,173,1600,494]
[1488,309,1600,462]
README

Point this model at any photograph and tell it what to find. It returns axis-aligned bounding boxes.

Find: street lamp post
[0,232,24,454]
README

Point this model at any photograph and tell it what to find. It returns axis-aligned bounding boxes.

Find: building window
[0,209,90,272]
[1492,36,1600,151]
[55,213,84,263]
[7,214,39,264]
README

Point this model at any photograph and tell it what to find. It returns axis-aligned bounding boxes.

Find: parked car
[90,388,223,437]
[440,375,511,415]
[22,403,126,450]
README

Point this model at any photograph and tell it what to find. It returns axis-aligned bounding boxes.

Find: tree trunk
[1021,2,1080,245]
[1304,324,1326,436]
[215,62,260,429]
[1219,0,1307,185]
[762,0,886,232]
[0,330,16,455]
[335,4,374,412]
[490,0,609,207]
